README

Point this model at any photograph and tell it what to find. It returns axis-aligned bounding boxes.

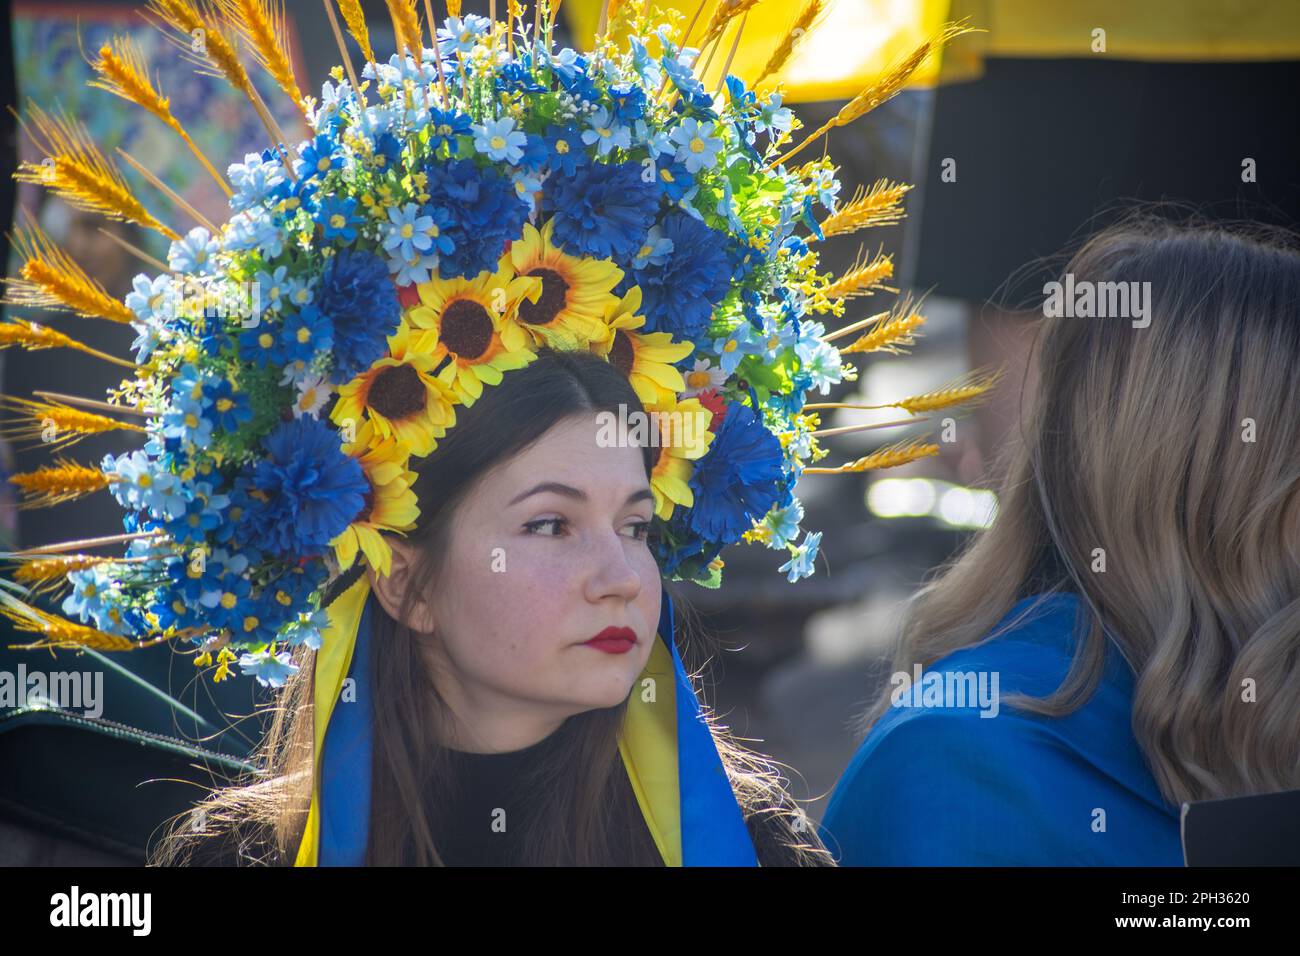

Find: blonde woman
[820,216,1300,865]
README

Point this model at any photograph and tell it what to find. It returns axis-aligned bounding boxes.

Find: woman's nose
[582,529,643,603]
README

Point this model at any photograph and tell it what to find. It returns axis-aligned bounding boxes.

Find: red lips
[582,626,637,654]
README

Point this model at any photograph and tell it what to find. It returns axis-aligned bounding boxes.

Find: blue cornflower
[619,211,731,340]
[240,416,369,558]
[543,160,660,261]
[317,248,401,382]
[316,195,364,242]
[421,159,529,279]
[669,117,724,174]
[582,107,632,157]
[686,403,788,545]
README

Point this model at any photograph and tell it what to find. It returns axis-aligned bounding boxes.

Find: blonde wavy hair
[861,213,1300,806]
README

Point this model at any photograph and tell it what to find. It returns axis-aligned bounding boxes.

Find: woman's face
[379,412,662,751]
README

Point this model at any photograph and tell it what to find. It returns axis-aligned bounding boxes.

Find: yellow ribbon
[294,572,682,866]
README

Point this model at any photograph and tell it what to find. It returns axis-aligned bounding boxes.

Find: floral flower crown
[0,0,989,686]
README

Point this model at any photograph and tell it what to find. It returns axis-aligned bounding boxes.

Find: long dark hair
[153,348,832,865]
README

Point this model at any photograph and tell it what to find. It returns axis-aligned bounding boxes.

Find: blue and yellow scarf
[293,574,758,866]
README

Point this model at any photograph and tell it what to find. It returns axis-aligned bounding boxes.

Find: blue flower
[237,648,299,687]
[763,499,805,549]
[427,108,472,154]
[669,117,724,174]
[206,378,254,432]
[227,151,286,212]
[609,83,648,123]
[280,304,334,364]
[581,107,632,157]
[686,403,787,545]
[168,227,219,274]
[296,133,343,181]
[240,416,369,559]
[369,131,404,169]
[544,125,588,176]
[317,248,401,382]
[421,158,529,279]
[316,195,364,242]
[473,116,528,163]
[162,480,229,546]
[543,160,660,261]
[779,530,822,582]
[382,203,435,262]
[711,322,763,375]
[618,211,731,340]
[438,14,490,57]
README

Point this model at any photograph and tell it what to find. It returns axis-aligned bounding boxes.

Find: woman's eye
[623,520,652,541]
[523,517,567,536]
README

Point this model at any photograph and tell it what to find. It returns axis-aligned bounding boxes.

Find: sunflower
[506,218,622,350]
[592,285,694,407]
[406,261,538,405]
[331,318,458,457]
[332,417,420,577]
[643,392,714,521]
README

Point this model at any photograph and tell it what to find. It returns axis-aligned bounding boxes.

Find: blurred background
[0,0,1297,862]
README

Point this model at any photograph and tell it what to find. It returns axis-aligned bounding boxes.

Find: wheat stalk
[336,0,376,63]
[0,394,148,451]
[889,368,1002,414]
[218,0,309,118]
[86,34,232,195]
[0,320,138,369]
[823,244,895,301]
[771,21,974,168]
[5,217,136,324]
[8,457,114,509]
[814,179,911,240]
[13,102,179,240]
[804,437,940,475]
[754,0,824,85]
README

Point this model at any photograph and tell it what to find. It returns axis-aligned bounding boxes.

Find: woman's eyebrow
[509,482,654,507]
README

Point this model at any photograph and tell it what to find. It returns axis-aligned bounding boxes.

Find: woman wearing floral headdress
[2,0,977,866]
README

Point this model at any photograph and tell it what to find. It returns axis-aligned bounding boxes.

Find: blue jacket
[819,592,1184,865]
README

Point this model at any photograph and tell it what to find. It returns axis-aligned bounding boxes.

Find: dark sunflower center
[368,363,426,420]
[440,299,494,359]
[608,330,635,377]
[358,486,375,524]
[518,268,569,326]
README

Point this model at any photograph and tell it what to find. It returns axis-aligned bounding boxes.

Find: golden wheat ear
[0,394,148,453]
[7,457,115,510]
[4,213,136,324]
